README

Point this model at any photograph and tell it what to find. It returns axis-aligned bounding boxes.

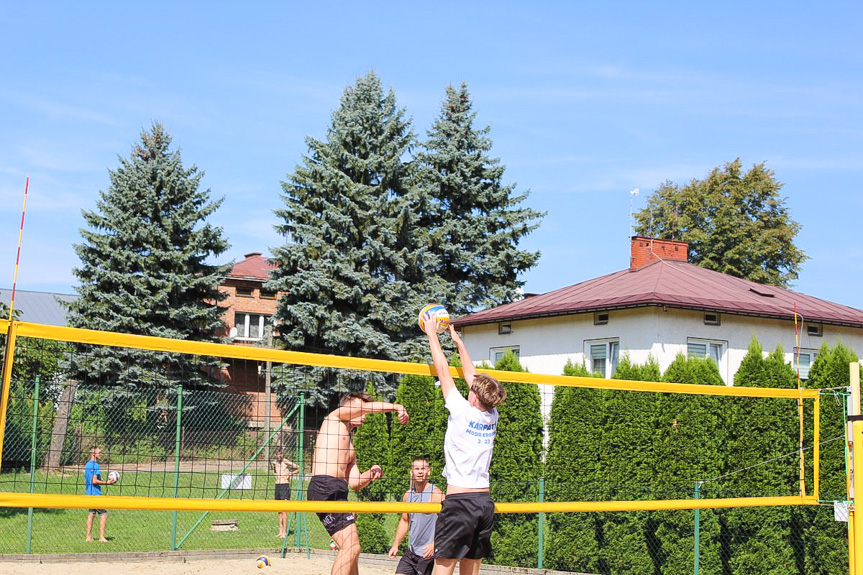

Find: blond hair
[471,374,506,410]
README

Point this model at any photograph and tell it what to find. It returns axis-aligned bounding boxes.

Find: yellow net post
[852,362,863,575]
[0,320,19,471]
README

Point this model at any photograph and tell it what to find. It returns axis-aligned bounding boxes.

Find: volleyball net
[0,320,850,573]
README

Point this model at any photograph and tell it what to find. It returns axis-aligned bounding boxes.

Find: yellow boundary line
[0,493,817,513]
[0,320,819,399]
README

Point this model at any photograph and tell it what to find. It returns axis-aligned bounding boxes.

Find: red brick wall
[630,237,688,270]
[217,279,280,335]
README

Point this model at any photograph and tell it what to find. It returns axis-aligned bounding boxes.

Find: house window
[490,346,520,365]
[704,312,721,326]
[236,287,254,298]
[795,349,818,380]
[498,323,512,335]
[687,338,728,381]
[260,290,277,300]
[594,312,609,325]
[234,313,272,341]
[807,323,823,337]
[587,339,619,378]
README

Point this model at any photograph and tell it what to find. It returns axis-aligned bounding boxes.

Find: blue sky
[1,2,861,310]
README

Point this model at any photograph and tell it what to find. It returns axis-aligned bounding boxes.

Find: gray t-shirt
[408,484,438,554]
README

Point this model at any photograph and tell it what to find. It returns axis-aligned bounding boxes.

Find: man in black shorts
[308,392,409,575]
[421,320,506,575]
[272,448,299,538]
[388,456,444,575]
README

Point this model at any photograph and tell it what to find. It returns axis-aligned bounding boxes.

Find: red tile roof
[454,260,863,328]
[226,253,277,281]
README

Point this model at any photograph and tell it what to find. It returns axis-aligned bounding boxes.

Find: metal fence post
[538,477,545,569]
[299,392,307,556]
[694,481,702,575]
[26,375,41,553]
[171,382,183,550]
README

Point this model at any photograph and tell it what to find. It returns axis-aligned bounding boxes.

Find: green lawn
[0,468,398,555]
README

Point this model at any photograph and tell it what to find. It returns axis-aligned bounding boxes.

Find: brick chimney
[630,237,688,270]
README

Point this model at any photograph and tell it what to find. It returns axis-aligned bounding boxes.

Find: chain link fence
[0,329,853,574]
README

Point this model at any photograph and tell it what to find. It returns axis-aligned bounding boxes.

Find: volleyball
[107,471,120,483]
[256,555,270,568]
[418,304,450,333]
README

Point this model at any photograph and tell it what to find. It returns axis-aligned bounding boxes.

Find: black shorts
[88,509,108,515]
[307,475,355,536]
[396,548,434,575]
[434,492,494,560]
[275,483,291,501]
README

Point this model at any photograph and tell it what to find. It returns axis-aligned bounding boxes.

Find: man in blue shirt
[84,446,116,542]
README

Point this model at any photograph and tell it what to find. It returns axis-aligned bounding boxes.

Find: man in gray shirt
[388,457,445,575]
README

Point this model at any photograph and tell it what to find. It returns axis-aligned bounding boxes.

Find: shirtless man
[308,392,409,575]
[272,448,300,538]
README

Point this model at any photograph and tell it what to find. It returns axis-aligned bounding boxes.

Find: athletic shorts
[434,492,495,560]
[88,509,108,515]
[307,475,355,536]
[396,548,434,575]
[275,483,291,501]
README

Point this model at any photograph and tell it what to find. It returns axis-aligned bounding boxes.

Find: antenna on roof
[629,188,639,239]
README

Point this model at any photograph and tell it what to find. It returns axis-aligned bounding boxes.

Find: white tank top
[441,389,498,489]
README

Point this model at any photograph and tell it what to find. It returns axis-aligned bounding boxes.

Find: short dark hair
[412,455,429,464]
[340,392,374,406]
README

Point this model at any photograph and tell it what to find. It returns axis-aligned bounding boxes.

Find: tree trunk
[45,379,77,470]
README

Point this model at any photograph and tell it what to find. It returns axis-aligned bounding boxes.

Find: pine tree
[270,72,434,403]
[65,123,229,395]
[417,83,544,314]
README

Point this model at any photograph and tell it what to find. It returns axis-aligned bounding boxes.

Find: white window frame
[234,313,272,341]
[794,348,818,380]
[585,338,619,379]
[687,337,728,383]
[490,345,520,365]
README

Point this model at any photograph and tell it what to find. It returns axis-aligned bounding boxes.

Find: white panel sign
[221,473,252,490]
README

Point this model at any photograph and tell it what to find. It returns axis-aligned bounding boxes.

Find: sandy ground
[0,555,398,575]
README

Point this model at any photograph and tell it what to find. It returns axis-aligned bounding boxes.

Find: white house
[453,238,863,396]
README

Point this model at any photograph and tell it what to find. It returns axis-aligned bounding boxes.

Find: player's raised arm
[423,318,457,399]
[331,394,409,425]
[448,324,477,387]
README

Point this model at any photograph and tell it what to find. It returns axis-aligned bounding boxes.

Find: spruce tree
[417,83,544,314]
[270,72,434,403]
[66,123,229,394]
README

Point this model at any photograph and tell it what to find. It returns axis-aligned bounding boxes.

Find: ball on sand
[256,555,270,568]
[418,304,450,333]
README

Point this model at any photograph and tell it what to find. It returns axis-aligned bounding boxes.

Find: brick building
[217,252,283,429]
